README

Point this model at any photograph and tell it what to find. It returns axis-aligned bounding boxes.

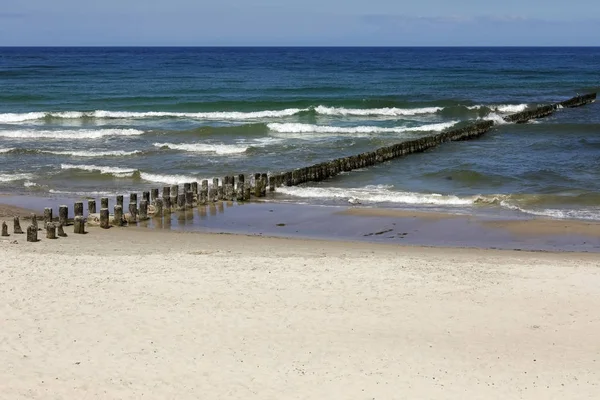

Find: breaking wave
[59,163,199,184]
[314,105,443,117]
[0,128,145,140]
[153,142,249,155]
[267,121,458,135]
[0,173,34,183]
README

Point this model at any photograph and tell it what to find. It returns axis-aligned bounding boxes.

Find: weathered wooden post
[177,193,186,211]
[171,184,179,200]
[101,197,109,210]
[57,223,67,237]
[1,221,8,236]
[191,182,198,197]
[162,186,171,211]
[100,208,110,228]
[154,198,163,217]
[27,224,38,242]
[253,173,261,197]
[30,213,38,231]
[46,223,57,239]
[113,205,124,226]
[245,187,251,200]
[269,176,275,192]
[116,195,124,208]
[200,180,208,205]
[224,177,234,201]
[129,193,138,222]
[139,201,149,220]
[88,199,97,215]
[237,174,245,201]
[73,215,85,234]
[151,188,159,204]
[43,207,53,225]
[216,180,224,200]
[74,201,84,217]
[13,216,23,234]
[208,186,216,202]
[183,183,191,198]
[185,191,194,207]
[142,191,150,203]
[261,173,267,197]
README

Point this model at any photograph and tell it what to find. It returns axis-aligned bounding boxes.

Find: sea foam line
[154,142,249,155]
[314,105,443,116]
[0,109,306,123]
[59,164,199,184]
[267,121,458,134]
[0,128,145,140]
[0,173,34,182]
[276,185,473,206]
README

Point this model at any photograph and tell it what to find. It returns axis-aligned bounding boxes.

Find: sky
[1,0,599,46]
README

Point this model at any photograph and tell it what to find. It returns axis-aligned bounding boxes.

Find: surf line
[266,93,596,189]
[2,93,596,241]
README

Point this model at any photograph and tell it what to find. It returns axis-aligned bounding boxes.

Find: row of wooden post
[3,93,595,243]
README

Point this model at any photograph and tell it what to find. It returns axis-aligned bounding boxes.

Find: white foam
[515,207,600,220]
[479,112,509,125]
[0,108,306,123]
[49,189,119,196]
[49,150,141,157]
[276,185,473,206]
[154,142,248,155]
[139,172,199,185]
[466,104,528,113]
[0,148,14,154]
[314,105,442,117]
[267,121,458,135]
[0,128,145,140]
[60,163,137,177]
[23,181,38,187]
[494,104,528,113]
[0,173,34,182]
[0,112,47,123]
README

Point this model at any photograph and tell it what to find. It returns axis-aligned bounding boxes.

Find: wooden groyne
[1,92,596,240]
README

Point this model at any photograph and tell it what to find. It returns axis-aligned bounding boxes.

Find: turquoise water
[1,47,599,219]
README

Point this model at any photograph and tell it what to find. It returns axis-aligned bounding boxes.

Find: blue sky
[1,0,599,46]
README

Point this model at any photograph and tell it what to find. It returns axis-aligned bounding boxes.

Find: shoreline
[1,195,600,253]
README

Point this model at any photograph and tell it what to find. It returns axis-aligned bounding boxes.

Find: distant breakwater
[1,92,596,241]
[269,93,596,189]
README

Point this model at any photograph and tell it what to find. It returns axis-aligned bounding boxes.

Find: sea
[1,47,599,220]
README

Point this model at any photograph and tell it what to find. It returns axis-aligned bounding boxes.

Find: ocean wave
[495,104,529,113]
[267,121,458,135]
[0,147,15,153]
[314,105,442,117]
[60,163,199,184]
[276,185,473,206]
[0,173,34,182]
[0,108,306,123]
[467,104,528,113]
[0,128,145,140]
[50,150,141,157]
[478,112,509,125]
[48,189,120,196]
[60,163,137,177]
[153,142,248,155]
[138,172,200,185]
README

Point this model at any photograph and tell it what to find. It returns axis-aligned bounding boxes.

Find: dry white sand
[1,225,599,399]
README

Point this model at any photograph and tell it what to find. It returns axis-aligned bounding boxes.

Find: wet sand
[1,196,600,252]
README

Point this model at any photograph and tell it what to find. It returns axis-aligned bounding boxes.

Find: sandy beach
[1,213,600,399]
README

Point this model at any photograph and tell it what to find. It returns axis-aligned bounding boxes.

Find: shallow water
[1,47,599,219]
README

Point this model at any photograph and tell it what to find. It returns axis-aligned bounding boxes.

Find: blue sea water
[0,47,599,219]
